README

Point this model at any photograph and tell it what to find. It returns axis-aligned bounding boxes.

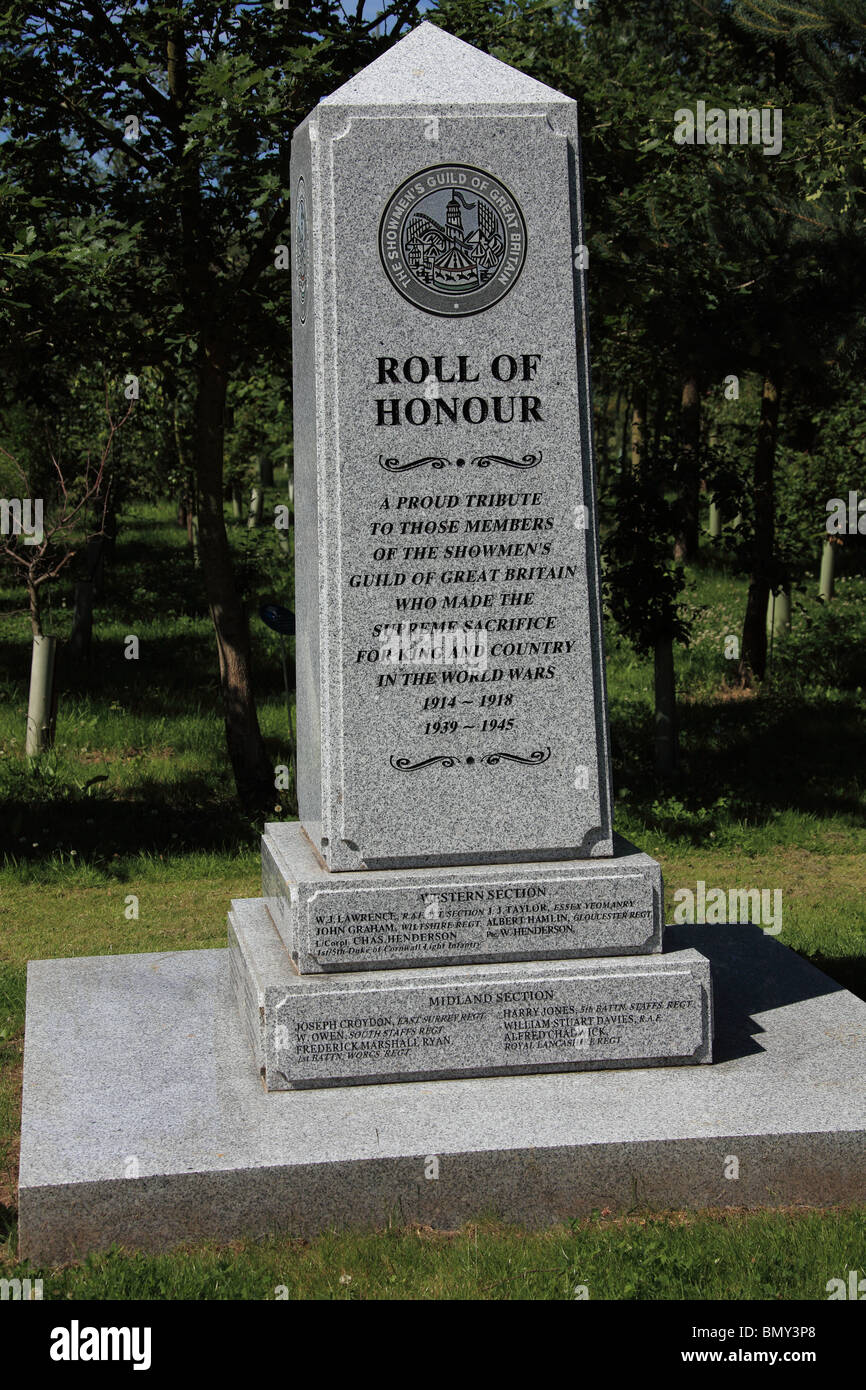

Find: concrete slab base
[18,926,866,1262]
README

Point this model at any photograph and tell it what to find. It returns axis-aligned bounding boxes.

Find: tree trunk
[86,534,106,598]
[69,579,94,661]
[184,475,196,546]
[652,391,663,467]
[599,389,621,490]
[259,455,274,488]
[705,427,720,537]
[168,22,271,810]
[248,485,264,528]
[231,481,242,520]
[195,340,273,810]
[173,406,195,538]
[819,538,836,601]
[26,634,57,756]
[674,375,700,561]
[654,635,677,776]
[766,587,790,642]
[630,388,647,475]
[619,394,630,476]
[739,375,780,684]
[26,575,43,637]
[103,490,118,561]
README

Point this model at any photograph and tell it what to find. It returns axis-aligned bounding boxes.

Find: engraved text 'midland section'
[270,964,710,1086]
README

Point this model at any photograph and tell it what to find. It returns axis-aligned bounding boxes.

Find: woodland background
[1,0,865,1292]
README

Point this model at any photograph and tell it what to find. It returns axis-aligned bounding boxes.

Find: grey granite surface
[262,822,663,972]
[292,23,611,870]
[321,22,571,108]
[19,925,866,1260]
[230,899,710,1088]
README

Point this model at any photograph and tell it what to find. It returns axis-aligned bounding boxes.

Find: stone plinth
[262,822,663,973]
[229,899,711,1090]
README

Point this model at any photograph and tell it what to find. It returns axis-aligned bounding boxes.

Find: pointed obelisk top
[321,21,571,107]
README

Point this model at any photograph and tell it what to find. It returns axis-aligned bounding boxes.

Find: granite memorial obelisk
[229,21,713,1087]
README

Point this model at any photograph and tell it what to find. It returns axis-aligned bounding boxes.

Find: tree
[0,0,421,808]
[603,469,690,775]
[0,393,132,750]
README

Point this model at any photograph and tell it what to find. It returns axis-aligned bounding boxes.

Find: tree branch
[79,0,177,127]
[361,0,420,35]
[223,197,288,326]
[58,87,158,174]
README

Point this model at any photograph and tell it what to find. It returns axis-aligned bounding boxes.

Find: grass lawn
[2,1210,865,1300]
[1,496,865,1297]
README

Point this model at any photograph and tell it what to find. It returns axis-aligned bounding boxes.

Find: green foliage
[0,966,26,1044]
[603,472,690,652]
[3,0,865,677]
[774,577,866,692]
[0,498,862,872]
[225,374,293,494]
[0,2,424,388]
[0,499,296,858]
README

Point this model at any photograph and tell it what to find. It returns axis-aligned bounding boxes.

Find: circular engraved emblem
[295,177,308,324]
[379,164,527,317]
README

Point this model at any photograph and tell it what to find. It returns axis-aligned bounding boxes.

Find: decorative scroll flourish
[379,452,542,473]
[482,748,552,767]
[472,453,542,470]
[379,456,451,472]
[389,754,459,772]
[389,748,551,771]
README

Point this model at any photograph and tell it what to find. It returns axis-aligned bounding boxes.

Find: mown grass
[0,1209,864,1299]
[1,495,865,1296]
[0,494,295,865]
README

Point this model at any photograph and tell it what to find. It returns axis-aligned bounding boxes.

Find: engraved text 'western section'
[309,882,652,963]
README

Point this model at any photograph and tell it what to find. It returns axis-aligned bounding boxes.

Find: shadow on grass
[0,507,294,717]
[1,776,263,864]
[806,954,866,1002]
[611,692,866,841]
[0,631,293,719]
[0,1205,17,1248]
[667,924,866,1054]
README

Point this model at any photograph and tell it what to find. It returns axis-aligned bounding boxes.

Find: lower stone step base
[17,926,866,1262]
[229,898,713,1090]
